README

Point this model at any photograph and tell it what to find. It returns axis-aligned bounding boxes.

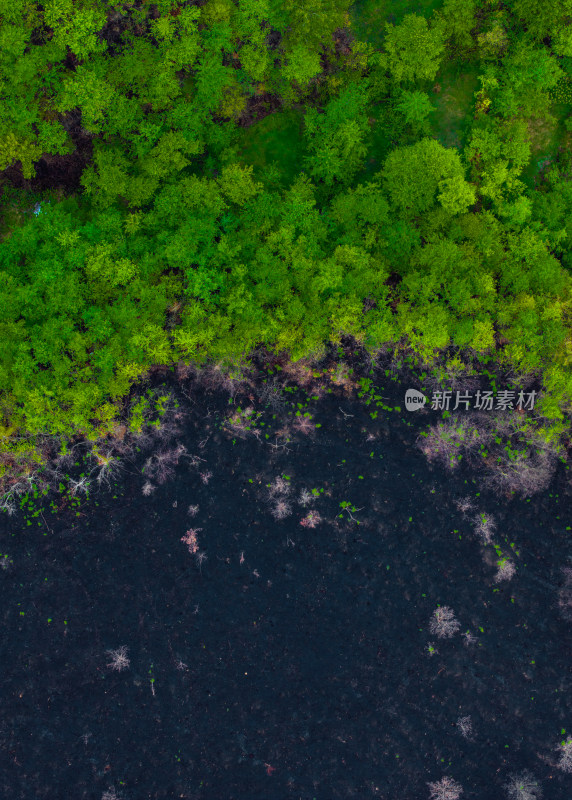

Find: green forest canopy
[1,0,572,490]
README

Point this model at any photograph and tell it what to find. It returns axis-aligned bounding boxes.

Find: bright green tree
[495,41,563,119]
[432,0,477,58]
[464,117,531,209]
[302,83,370,188]
[384,13,445,85]
[395,90,434,135]
[381,138,476,219]
[509,0,572,43]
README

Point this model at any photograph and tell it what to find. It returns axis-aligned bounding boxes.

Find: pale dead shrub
[427,776,463,800]
[504,770,542,800]
[429,606,460,639]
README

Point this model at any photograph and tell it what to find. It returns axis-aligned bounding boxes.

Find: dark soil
[237,92,284,128]
[0,109,95,197]
[1,345,571,799]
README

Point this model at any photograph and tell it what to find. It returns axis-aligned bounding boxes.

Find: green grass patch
[235,109,307,188]
[519,111,566,187]
[431,64,480,151]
